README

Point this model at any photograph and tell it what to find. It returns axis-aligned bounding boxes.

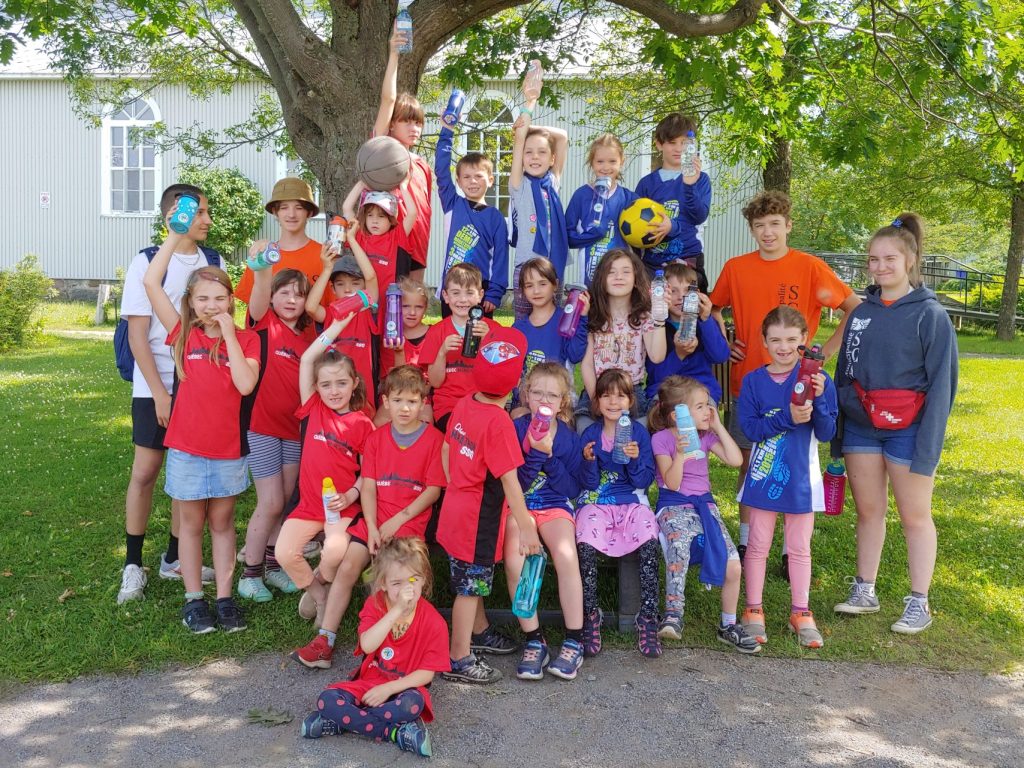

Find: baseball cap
[265,177,319,217]
[359,190,399,220]
[472,326,527,398]
[329,251,363,279]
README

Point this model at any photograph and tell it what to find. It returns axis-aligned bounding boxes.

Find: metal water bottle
[791,344,825,406]
[462,305,484,358]
[611,413,632,464]
[168,194,199,234]
[384,282,404,345]
[558,285,585,338]
[512,548,548,619]
[442,88,465,129]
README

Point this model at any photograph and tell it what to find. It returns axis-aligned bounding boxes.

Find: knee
[129,459,161,488]
[726,558,741,583]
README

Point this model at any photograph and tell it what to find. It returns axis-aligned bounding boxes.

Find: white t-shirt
[120,249,224,399]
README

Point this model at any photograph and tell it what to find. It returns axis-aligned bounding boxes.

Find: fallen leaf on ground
[247,707,293,727]
[57,589,74,603]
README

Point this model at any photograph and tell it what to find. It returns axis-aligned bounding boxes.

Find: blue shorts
[448,557,495,597]
[165,448,250,500]
[842,419,918,466]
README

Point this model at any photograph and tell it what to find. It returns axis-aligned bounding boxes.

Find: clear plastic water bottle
[676,284,700,343]
[168,194,199,234]
[396,0,413,54]
[682,130,698,176]
[524,59,543,97]
[462,305,484,358]
[558,285,585,338]
[823,459,847,516]
[591,176,611,228]
[246,241,281,272]
[442,88,465,129]
[673,404,706,460]
[650,270,669,323]
[512,549,547,618]
[611,413,632,464]
[384,282,404,345]
[322,477,340,525]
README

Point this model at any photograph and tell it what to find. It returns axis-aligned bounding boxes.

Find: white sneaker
[117,564,147,605]
[159,553,215,584]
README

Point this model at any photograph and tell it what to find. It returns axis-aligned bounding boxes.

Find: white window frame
[100,96,162,217]
[273,153,324,220]
[459,90,516,216]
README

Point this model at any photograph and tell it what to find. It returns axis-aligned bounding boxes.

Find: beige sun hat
[265,177,319,217]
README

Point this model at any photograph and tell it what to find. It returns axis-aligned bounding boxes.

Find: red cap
[472,326,527,398]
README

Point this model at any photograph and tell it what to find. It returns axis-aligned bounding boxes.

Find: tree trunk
[996,183,1024,341]
[763,133,791,193]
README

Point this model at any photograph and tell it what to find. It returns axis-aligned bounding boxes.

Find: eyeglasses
[527,389,562,403]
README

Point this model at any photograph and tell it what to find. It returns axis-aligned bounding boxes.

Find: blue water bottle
[611,413,632,464]
[442,88,465,129]
[246,241,281,271]
[396,0,413,54]
[674,404,706,460]
[168,194,199,234]
[512,548,548,618]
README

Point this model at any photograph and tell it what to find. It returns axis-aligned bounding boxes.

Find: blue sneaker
[394,719,432,757]
[515,639,549,680]
[547,638,584,680]
[300,712,337,739]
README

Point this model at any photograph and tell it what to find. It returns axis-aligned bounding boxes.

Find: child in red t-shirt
[292,366,446,670]
[143,223,261,635]
[275,312,375,627]
[301,537,449,758]
[237,267,316,604]
[436,326,543,685]
[353,186,417,329]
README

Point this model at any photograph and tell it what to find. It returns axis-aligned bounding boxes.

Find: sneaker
[300,712,337,739]
[581,608,603,657]
[291,634,334,669]
[742,607,768,644]
[547,639,584,680]
[302,539,322,560]
[717,622,762,654]
[117,564,147,605]
[891,595,932,635]
[238,576,272,603]
[394,719,432,757]
[159,554,215,585]
[264,568,298,594]
[215,597,247,633]
[516,639,550,681]
[834,576,881,615]
[779,553,790,582]
[442,654,502,684]
[636,615,662,658]
[737,544,747,564]
[657,612,683,641]
[789,610,824,648]
[181,598,217,634]
[470,626,519,655]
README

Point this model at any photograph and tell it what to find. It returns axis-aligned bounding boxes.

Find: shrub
[0,255,55,353]
[965,281,1024,315]
[152,164,264,261]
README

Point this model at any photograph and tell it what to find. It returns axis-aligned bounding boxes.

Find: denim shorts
[842,419,918,466]
[448,557,495,597]
[165,448,250,500]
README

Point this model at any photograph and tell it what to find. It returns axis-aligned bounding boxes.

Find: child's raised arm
[346,224,379,306]
[305,242,338,323]
[246,253,273,323]
[342,182,366,221]
[398,181,418,236]
[546,124,568,180]
[510,108,533,191]
[298,313,356,404]
[372,25,404,138]
[142,231,185,334]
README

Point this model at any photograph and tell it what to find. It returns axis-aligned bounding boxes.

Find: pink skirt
[575,503,658,557]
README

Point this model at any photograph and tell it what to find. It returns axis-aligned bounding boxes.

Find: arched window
[462,93,515,215]
[102,97,161,215]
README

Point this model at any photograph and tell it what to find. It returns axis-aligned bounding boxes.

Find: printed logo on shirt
[445,359,473,375]
[376,472,425,493]
[777,282,801,306]
[186,345,229,365]
[449,421,476,460]
[524,349,546,375]
[844,318,871,377]
[525,472,547,500]
[447,224,481,268]
[275,346,300,362]
[850,317,871,332]
[312,429,356,458]
[747,416,791,501]
[380,646,395,661]
[336,334,368,350]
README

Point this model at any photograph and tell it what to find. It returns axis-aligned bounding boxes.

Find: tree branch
[611,0,767,38]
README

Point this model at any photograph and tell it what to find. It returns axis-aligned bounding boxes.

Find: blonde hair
[398,276,428,304]
[648,376,709,434]
[521,362,574,425]
[313,349,367,412]
[869,212,924,287]
[174,267,237,380]
[586,133,625,174]
[372,537,433,599]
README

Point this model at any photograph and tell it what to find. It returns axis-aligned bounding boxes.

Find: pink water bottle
[823,459,847,515]
[329,290,372,319]
[558,286,585,338]
[522,405,554,451]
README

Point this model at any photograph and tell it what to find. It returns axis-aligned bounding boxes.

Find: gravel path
[2,649,1021,767]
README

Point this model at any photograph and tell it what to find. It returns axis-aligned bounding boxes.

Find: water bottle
[591,176,611,228]
[524,59,543,97]
[396,0,413,54]
[522,405,554,451]
[558,285,585,338]
[823,459,847,516]
[246,241,281,272]
[611,413,632,464]
[442,88,465,129]
[168,194,199,234]
[791,343,825,406]
[329,290,372,319]
[322,477,340,525]
[650,270,669,323]
[384,282,404,345]
[327,215,346,253]
[676,284,700,343]
[461,305,484,358]
[673,404,706,460]
[512,548,548,619]
[682,130,698,176]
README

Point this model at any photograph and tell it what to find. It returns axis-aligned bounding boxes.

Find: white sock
[739,523,750,547]
[721,612,736,627]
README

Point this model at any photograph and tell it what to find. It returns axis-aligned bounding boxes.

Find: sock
[791,605,808,613]
[165,534,179,564]
[243,561,264,579]
[184,591,204,602]
[911,591,927,601]
[781,534,788,556]
[125,532,145,568]
[451,653,475,669]
[264,545,280,571]
[386,725,399,743]
[565,628,584,644]
[471,625,490,639]
[746,603,762,611]
[721,612,736,627]
[319,629,337,647]
[525,628,544,644]
[739,523,750,547]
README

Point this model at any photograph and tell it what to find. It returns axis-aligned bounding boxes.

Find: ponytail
[869,212,924,287]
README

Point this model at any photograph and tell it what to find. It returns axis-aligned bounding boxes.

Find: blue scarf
[514,171,568,277]
[679,492,728,588]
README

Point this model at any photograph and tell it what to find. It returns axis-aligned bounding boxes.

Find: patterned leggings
[577,539,661,621]
[658,502,738,616]
[317,688,425,740]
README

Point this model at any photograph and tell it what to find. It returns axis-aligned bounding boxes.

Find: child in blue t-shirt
[634,113,711,290]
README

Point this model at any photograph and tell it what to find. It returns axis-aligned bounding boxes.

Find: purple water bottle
[384,282,404,345]
[168,194,198,234]
[558,285,585,338]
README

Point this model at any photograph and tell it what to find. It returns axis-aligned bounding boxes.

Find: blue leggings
[317,688,425,740]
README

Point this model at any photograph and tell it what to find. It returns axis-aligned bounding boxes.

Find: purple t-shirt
[652,429,720,497]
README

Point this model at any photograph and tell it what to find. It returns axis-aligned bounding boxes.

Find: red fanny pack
[852,381,925,430]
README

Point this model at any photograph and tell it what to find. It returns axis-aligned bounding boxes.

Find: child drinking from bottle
[301,537,449,759]
[508,363,586,680]
[647,376,760,653]
[739,306,838,649]
[576,369,663,658]
[143,222,260,634]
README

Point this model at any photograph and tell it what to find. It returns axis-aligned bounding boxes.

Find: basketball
[619,198,669,249]
[356,136,410,191]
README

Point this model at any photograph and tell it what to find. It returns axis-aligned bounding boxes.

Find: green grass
[1,325,1021,683]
